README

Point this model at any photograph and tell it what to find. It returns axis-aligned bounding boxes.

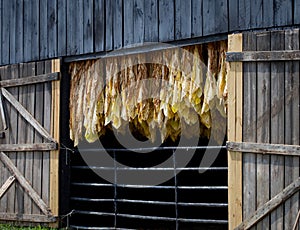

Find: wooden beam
[1,87,56,143]
[0,143,57,152]
[0,152,53,217]
[49,59,60,223]
[227,141,300,156]
[0,176,15,199]
[0,72,60,88]
[235,177,300,230]
[226,50,300,62]
[227,33,243,230]
[0,213,56,222]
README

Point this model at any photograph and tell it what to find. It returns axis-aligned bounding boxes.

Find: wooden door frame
[227,33,243,230]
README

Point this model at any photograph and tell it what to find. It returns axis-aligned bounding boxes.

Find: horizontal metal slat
[69,226,135,230]
[70,197,228,207]
[77,145,227,152]
[74,210,228,224]
[72,166,228,171]
[71,182,228,190]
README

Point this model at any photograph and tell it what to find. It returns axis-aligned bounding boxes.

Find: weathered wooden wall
[243,29,300,229]
[0,0,299,66]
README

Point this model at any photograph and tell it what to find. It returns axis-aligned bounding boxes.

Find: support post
[227,33,243,229]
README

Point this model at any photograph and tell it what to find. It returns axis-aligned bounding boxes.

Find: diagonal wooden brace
[0,176,15,199]
[1,88,56,143]
[0,152,54,217]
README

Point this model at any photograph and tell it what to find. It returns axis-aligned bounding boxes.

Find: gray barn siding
[1,0,300,66]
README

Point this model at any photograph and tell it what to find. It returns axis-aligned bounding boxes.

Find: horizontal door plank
[227,141,300,156]
[0,72,60,88]
[0,143,57,152]
[226,50,300,62]
[0,213,56,222]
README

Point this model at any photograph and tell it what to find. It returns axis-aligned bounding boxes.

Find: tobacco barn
[0,0,300,229]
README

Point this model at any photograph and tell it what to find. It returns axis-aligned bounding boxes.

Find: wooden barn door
[227,29,300,229]
[0,59,60,225]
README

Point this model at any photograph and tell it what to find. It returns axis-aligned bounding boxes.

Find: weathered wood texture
[0,60,58,225]
[228,142,300,156]
[1,0,299,65]
[241,29,300,230]
[227,33,243,230]
[236,177,300,230]
[227,50,300,62]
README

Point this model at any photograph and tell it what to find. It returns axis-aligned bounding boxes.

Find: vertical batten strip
[228,33,243,230]
[49,59,60,226]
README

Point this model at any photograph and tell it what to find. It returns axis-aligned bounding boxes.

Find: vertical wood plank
[9,0,16,64]
[250,0,263,29]
[0,66,9,213]
[191,0,202,37]
[274,0,293,26]
[242,32,257,229]
[124,0,134,47]
[158,0,175,42]
[58,0,67,56]
[24,62,36,215]
[203,0,228,35]
[31,0,39,61]
[175,0,191,39]
[270,30,285,230]
[239,0,251,30]
[47,0,58,58]
[262,0,273,27]
[6,64,19,214]
[66,0,74,55]
[215,0,228,33]
[23,0,31,62]
[42,60,52,216]
[67,0,83,55]
[15,0,23,63]
[229,0,239,31]
[295,0,300,24]
[228,33,243,230]
[106,0,113,50]
[49,59,60,222]
[202,0,215,35]
[15,63,26,215]
[77,0,84,54]
[94,0,105,52]
[32,61,45,214]
[2,0,10,64]
[144,0,158,42]
[284,29,300,230]
[83,0,94,53]
[39,1,48,59]
[0,0,2,65]
[113,0,123,49]
[256,32,271,230]
[133,0,145,44]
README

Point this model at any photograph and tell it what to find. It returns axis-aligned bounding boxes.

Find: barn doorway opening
[65,40,229,229]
